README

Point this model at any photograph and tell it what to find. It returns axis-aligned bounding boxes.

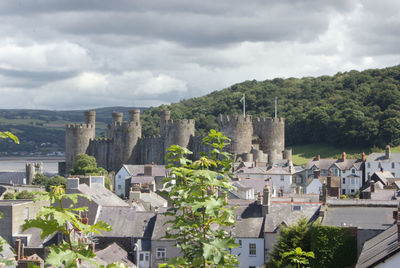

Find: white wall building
[231,238,264,268]
[366,145,400,180]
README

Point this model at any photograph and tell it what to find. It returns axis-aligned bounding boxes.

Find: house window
[367,162,370,168]
[249,266,256,268]
[392,173,395,177]
[139,253,144,261]
[118,185,121,190]
[156,248,166,259]
[238,239,242,248]
[118,175,121,178]
[25,207,29,220]
[342,189,346,195]
[392,163,395,169]
[249,243,256,256]
[352,169,355,174]
[280,175,284,181]
[292,205,301,211]
[351,189,355,193]
[332,168,339,176]
[378,162,382,168]
[342,178,345,184]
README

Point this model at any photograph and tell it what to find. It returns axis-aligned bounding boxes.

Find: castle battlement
[140,135,162,142]
[93,137,112,142]
[113,121,140,129]
[218,114,252,125]
[253,117,285,124]
[66,123,95,129]
[165,119,195,126]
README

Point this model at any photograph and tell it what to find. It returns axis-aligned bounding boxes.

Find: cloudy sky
[0,0,399,110]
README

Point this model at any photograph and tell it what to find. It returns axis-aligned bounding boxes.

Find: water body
[0,157,64,173]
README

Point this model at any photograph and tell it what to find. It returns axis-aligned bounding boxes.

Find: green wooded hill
[0,107,146,155]
[141,64,400,149]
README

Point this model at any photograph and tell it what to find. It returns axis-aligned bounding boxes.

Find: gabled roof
[96,207,156,238]
[367,152,400,163]
[89,243,135,267]
[322,206,395,230]
[372,171,394,185]
[0,172,25,185]
[234,166,268,175]
[306,158,363,171]
[265,166,291,175]
[122,165,166,177]
[356,223,400,267]
[236,177,269,194]
[264,202,321,233]
[77,183,129,207]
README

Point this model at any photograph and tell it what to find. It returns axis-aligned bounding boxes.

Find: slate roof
[236,177,269,194]
[77,183,129,207]
[305,158,363,171]
[96,207,156,238]
[264,202,321,232]
[356,223,400,267]
[83,243,135,268]
[123,165,166,177]
[0,172,25,185]
[372,171,394,185]
[231,204,264,238]
[130,176,155,184]
[235,166,268,175]
[323,207,395,229]
[265,166,291,175]
[232,181,252,191]
[0,235,15,262]
[306,176,341,188]
[367,152,400,162]
[135,191,168,208]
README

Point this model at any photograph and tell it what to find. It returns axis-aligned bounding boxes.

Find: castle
[65,110,291,173]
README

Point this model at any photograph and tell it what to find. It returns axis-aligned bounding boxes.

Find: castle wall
[164,119,195,151]
[88,138,113,171]
[253,117,285,164]
[65,123,95,172]
[218,115,253,155]
[112,121,141,171]
[136,136,165,164]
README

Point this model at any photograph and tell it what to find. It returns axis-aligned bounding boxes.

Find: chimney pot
[342,152,347,162]
[386,145,391,159]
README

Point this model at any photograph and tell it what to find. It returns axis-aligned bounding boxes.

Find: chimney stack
[342,152,347,162]
[144,165,153,176]
[315,155,320,161]
[262,185,271,216]
[397,202,400,241]
[386,145,391,159]
[370,181,375,193]
[361,152,366,162]
[320,183,327,204]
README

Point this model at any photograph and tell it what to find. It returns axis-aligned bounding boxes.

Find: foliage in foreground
[269,218,357,268]
[162,130,238,268]
[70,154,111,189]
[22,186,112,267]
[32,173,67,192]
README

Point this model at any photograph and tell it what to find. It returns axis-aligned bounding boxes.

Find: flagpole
[243,94,246,119]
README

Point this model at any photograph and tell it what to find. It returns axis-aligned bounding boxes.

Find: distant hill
[141,65,400,149]
[0,107,147,155]
[2,65,400,156]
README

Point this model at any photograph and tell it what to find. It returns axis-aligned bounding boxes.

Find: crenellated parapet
[163,118,195,150]
[65,111,96,173]
[253,117,285,164]
[218,114,253,154]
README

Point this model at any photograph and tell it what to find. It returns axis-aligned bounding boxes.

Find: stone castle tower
[64,110,288,173]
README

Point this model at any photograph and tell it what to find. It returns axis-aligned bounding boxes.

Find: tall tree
[162,130,239,267]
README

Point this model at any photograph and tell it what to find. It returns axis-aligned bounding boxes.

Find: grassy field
[291,144,400,166]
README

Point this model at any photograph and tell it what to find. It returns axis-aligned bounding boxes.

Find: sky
[0,0,399,110]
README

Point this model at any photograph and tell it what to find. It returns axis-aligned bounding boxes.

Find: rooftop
[356,224,400,267]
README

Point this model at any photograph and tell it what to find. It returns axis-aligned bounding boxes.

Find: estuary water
[0,157,64,173]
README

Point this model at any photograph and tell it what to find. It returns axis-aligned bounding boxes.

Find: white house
[305,153,364,195]
[265,164,294,196]
[115,164,167,198]
[366,145,400,180]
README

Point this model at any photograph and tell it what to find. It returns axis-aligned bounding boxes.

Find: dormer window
[352,169,355,174]
[392,162,395,169]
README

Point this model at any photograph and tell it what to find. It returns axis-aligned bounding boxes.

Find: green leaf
[0,131,19,144]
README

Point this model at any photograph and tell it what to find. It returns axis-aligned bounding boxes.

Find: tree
[32,173,67,192]
[282,247,315,268]
[162,130,239,268]
[269,218,311,268]
[0,131,19,144]
[22,186,113,267]
[70,154,111,190]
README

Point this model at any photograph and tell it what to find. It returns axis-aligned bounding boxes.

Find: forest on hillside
[141,65,400,148]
